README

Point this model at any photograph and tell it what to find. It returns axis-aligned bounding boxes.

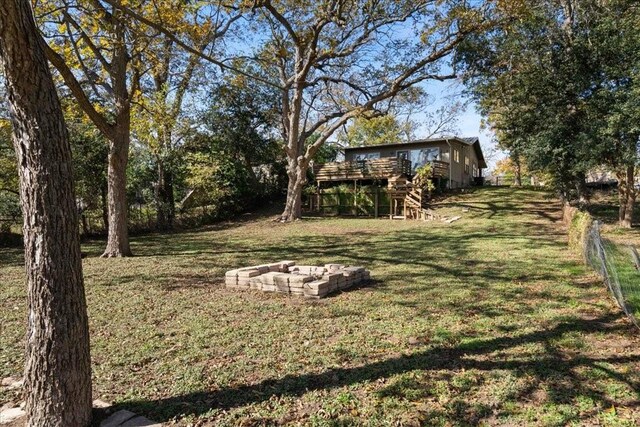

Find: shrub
[566,205,593,255]
[414,164,436,193]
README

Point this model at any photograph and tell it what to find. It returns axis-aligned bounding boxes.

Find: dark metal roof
[344,136,487,169]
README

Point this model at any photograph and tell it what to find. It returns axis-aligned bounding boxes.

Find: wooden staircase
[404,187,430,220]
[389,185,440,220]
[387,175,442,221]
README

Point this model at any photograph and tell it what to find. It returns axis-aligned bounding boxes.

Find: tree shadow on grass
[114,313,639,425]
[0,246,23,266]
[77,204,286,258]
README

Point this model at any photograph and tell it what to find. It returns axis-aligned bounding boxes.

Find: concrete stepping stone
[100,409,161,427]
[0,406,25,424]
[120,415,161,426]
[1,377,23,390]
[0,399,144,426]
[100,410,137,427]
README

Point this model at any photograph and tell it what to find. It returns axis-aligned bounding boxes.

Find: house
[343,137,486,188]
[309,137,487,219]
[314,137,487,188]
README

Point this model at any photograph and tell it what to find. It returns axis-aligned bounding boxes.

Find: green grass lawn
[598,240,640,323]
[2,187,640,426]
[586,189,640,248]
[582,189,640,329]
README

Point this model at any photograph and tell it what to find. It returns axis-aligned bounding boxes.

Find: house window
[422,148,440,162]
[354,152,380,161]
[408,148,441,173]
[453,149,460,163]
[464,156,470,173]
[472,163,478,177]
[396,150,409,160]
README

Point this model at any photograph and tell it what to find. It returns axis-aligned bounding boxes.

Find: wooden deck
[313,157,449,183]
[313,157,411,183]
[431,160,449,178]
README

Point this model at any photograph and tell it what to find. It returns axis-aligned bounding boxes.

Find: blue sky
[227,7,505,172]
[411,79,505,171]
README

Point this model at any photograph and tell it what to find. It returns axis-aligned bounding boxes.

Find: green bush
[0,191,21,233]
[414,164,435,192]
[316,184,386,216]
[568,208,593,254]
[184,152,255,219]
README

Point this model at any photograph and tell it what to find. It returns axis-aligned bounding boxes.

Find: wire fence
[581,219,640,329]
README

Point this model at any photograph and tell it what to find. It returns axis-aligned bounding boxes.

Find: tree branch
[62,17,104,100]
[42,40,115,139]
[100,0,282,89]
[257,0,300,46]
[62,10,111,72]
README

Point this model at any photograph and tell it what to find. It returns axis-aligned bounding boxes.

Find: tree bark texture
[101,16,133,257]
[102,129,132,256]
[43,4,134,257]
[0,1,92,426]
[281,156,308,221]
[513,155,522,187]
[155,158,175,230]
[617,165,636,228]
[101,184,109,232]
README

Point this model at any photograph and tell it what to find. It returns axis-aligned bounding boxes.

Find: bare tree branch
[100,0,281,89]
[42,41,115,139]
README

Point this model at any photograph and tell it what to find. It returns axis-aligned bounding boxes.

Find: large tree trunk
[617,165,636,228]
[101,184,109,232]
[0,1,92,426]
[280,74,308,222]
[280,157,307,221]
[575,172,588,205]
[102,128,132,257]
[165,169,175,228]
[41,2,134,256]
[513,155,522,186]
[101,14,133,257]
[156,159,175,230]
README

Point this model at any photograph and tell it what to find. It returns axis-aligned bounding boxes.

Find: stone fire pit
[225,261,371,299]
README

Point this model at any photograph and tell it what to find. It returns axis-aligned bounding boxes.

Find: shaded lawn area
[584,189,640,332]
[603,242,640,322]
[2,187,640,426]
[586,189,640,248]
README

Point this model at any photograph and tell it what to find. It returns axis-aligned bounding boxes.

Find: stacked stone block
[224,261,371,299]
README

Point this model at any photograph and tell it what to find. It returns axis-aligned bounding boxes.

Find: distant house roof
[343,136,487,169]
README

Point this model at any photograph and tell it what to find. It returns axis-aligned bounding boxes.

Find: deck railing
[431,160,449,178]
[313,157,412,182]
[313,157,449,182]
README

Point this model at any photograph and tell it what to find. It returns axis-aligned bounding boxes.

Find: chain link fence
[580,219,640,329]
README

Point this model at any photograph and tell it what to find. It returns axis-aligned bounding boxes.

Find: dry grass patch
[1,187,639,426]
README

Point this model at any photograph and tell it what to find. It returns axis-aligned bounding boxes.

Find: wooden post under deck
[354,179,358,216]
[374,186,379,218]
[403,197,407,219]
[389,194,393,219]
